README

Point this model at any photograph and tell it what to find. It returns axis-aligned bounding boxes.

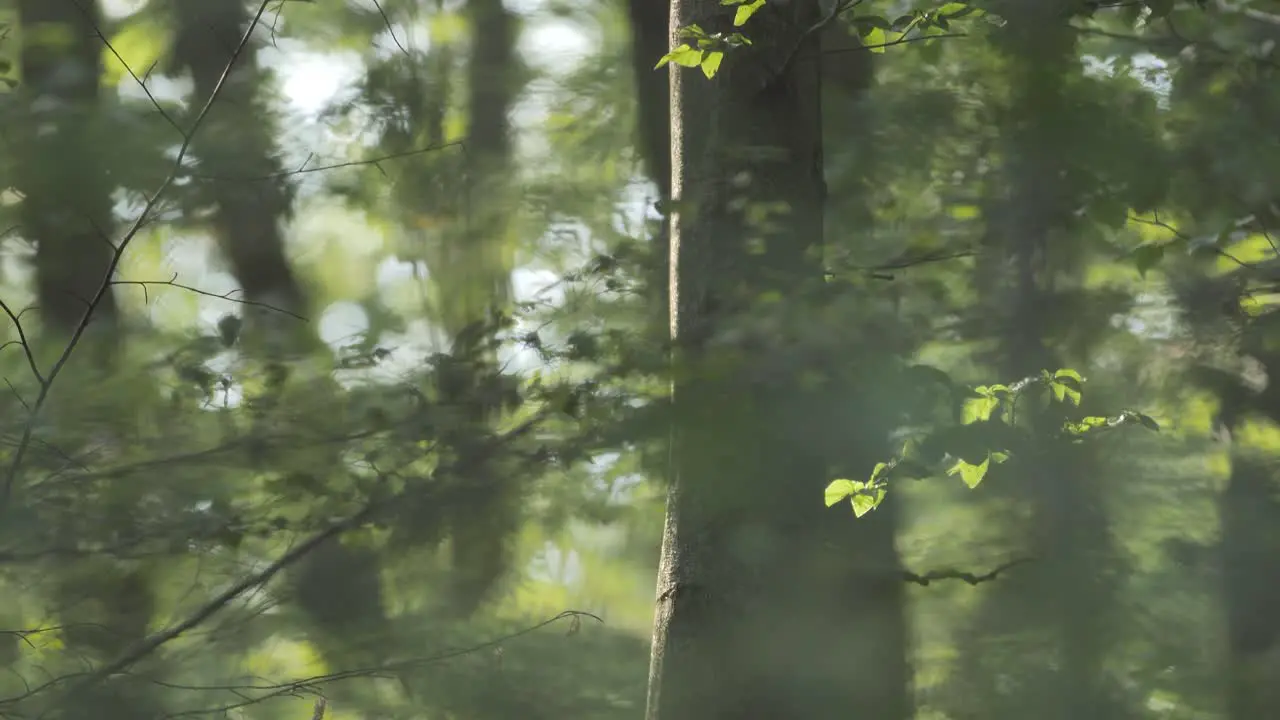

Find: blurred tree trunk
[952,2,1126,718]
[1220,450,1280,718]
[18,0,118,343]
[644,1,908,717]
[16,9,158,713]
[436,0,523,617]
[1206,302,1280,717]
[171,0,308,350]
[1164,15,1280,718]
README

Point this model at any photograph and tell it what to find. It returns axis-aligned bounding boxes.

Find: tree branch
[0,0,276,517]
[902,557,1033,586]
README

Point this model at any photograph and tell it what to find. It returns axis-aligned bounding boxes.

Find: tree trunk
[437,0,522,616]
[18,0,118,341]
[645,2,908,717]
[950,2,1125,718]
[1221,451,1280,718]
[171,0,308,350]
[625,0,671,337]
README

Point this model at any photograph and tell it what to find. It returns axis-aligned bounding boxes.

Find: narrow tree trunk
[950,3,1125,718]
[645,2,908,717]
[171,0,308,348]
[18,0,118,341]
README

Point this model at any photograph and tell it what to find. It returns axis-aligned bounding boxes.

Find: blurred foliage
[0,0,1276,718]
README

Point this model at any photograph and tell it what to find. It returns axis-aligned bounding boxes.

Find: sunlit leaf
[1053,368,1085,384]
[824,479,856,507]
[734,0,766,26]
[869,461,890,483]
[656,44,705,69]
[101,16,173,87]
[947,455,991,489]
[700,51,724,78]
[962,395,999,424]
[864,27,888,53]
[851,486,885,517]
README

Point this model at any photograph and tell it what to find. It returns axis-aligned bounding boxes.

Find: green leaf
[947,455,991,489]
[1053,368,1085,384]
[1049,381,1081,406]
[101,15,173,87]
[656,44,704,69]
[824,479,856,507]
[870,461,890,483]
[938,1,985,19]
[700,50,724,78]
[851,487,886,518]
[734,0,766,26]
[863,27,888,52]
[990,450,1010,464]
[1132,243,1165,277]
[962,395,999,424]
[1145,0,1174,18]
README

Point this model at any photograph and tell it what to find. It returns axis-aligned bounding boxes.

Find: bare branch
[0,0,277,516]
[79,1,183,137]
[153,610,602,718]
[111,273,308,321]
[189,141,464,183]
[0,298,43,385]
[902,557,1034,586]
[830,31,968,55]
[50,406,554,702]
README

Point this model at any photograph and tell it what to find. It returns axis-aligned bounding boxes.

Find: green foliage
[723,0,767,27]
[654,23,752,79]
[2,0,1277,716]
[659,1,996,74]
[825,368,1157,516]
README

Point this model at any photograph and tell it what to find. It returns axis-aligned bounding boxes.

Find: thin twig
[0,299,43,385]
[189,142,464,183]
[53,406,554,701]
[111,273,308,321]
[0,0,274,516]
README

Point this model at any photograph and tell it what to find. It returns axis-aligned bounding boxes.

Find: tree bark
[18,0,118,341]
[645,2,908,717]
[626,0,672,338]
